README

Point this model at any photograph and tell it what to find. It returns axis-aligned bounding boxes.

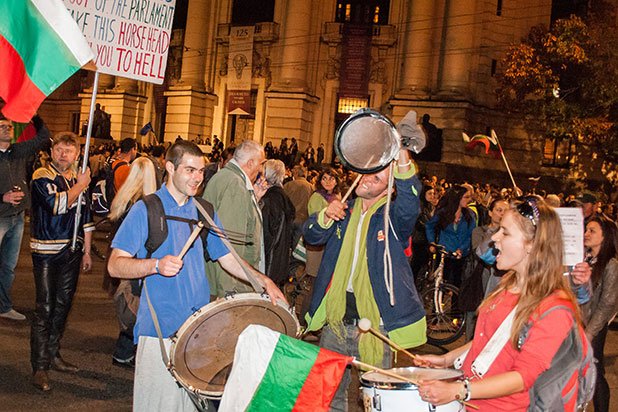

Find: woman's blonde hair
[481,197,580,347]
[109,157,157,221]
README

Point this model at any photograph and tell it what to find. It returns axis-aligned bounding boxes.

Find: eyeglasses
[516,196,540,227]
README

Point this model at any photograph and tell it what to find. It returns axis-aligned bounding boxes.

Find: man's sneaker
[112,356,135,368]
[0,309,26,321]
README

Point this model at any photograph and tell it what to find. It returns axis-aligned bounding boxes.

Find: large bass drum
[360,367,464,412]
[169,293,300,400]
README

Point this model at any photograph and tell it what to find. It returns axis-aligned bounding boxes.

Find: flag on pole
[0,0,95,122]
[219,325,353,412]
[139,122,153,136]
[462,131,501,158]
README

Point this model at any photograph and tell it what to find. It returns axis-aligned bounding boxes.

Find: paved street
[0,225,616,411]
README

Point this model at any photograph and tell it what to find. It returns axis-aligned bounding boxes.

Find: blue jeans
[319,323,392,412]
[0,212,25,313]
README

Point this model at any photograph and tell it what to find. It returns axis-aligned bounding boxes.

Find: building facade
[42,0,601,189]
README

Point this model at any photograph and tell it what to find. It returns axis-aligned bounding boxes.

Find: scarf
[324,196,387,366]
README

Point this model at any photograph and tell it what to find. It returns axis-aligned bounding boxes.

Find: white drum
[360,367,464,412]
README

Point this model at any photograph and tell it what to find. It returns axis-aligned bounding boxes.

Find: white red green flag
[0,0,95,122]
[219,325,353,412]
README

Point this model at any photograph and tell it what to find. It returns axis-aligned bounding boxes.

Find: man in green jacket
[203,140,266,296]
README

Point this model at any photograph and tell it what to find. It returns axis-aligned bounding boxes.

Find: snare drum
[169,293,300,400]
[360,367,464,412]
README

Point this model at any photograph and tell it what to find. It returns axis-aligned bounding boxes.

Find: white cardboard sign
[62,0,176,84]
[555,207,585,267]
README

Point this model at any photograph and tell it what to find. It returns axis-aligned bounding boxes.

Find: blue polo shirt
[111,184,228,341]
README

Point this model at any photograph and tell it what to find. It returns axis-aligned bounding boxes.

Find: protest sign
[62,0,176,85]
[555,207,585,267]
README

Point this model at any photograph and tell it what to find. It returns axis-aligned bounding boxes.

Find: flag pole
[71,71,100,251]
[492,130,518,192]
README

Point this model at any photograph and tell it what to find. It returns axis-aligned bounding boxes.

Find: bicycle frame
[432,250,448,316]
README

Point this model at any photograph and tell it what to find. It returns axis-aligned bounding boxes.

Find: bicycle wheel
[421,283,465,345]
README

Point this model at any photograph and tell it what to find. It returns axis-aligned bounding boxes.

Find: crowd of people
[0,111,616,411]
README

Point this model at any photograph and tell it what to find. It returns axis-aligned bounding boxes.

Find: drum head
[361,367,463,390]
[169,293,300,397]
[335,108,400,174]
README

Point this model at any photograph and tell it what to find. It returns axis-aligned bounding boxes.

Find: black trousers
[592,325,610,412]
[30,247,82,371]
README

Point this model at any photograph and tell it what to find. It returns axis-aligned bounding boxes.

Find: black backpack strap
[143,194,167,259]
[143,194,216,261]
[112,160,128,173]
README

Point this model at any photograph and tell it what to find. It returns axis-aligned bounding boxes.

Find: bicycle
[419,243,466,345]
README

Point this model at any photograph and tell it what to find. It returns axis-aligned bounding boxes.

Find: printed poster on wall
[62,0,177,85]
[227,26,254,115]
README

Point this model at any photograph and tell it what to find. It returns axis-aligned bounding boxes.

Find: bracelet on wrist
[463,378,471,401]
[397,160,412,167]
[155,258,160,273]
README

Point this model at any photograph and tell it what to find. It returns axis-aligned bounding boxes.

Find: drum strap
[143,279,212,411]
[142,279,170,366]
[194,199,264,292]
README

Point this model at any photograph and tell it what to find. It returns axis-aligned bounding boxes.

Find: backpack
[142,193,215,261]
[518,300,596,412]
[92,160,127,216]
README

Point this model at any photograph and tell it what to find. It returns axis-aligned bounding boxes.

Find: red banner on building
[339,24,372,98]
[227,90,251,115]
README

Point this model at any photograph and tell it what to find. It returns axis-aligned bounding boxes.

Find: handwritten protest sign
[555,207,585,267]
[62,0,176,84]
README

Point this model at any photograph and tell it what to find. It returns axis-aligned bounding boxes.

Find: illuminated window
[337,96,369,114]
[542,135,571,168]
[335,1,390,25]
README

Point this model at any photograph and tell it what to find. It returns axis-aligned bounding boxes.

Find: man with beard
[303,147,426,411]
[30,132,93,391]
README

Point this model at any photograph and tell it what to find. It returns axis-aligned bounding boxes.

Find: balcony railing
[321,22,397,47]
[216,22,280,44]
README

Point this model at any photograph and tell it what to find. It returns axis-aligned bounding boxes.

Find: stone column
[178,0,209,89]
[98,74,116,90]
[438,0,475,96]
[114,77,139,93]
[274,0,311,90]
[400,0,436,96]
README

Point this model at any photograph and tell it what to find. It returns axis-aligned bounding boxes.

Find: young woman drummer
[414,197,587,411]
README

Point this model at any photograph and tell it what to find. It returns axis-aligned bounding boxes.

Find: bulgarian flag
[0,0,95,122]
[219,325,353,412]
[462,130,502,159]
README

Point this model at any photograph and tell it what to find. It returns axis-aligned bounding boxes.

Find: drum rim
[360,367,463,390]
[168,292,300,396]
[334,108,400,174]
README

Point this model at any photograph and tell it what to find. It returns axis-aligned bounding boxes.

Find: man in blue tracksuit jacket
[304,147,426,411]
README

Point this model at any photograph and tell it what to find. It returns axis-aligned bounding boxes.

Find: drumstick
[341,173,362,203]
[353,359,419,384]
[353,360,479,410]
[358,318,417,361]
[177,221,204,260]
